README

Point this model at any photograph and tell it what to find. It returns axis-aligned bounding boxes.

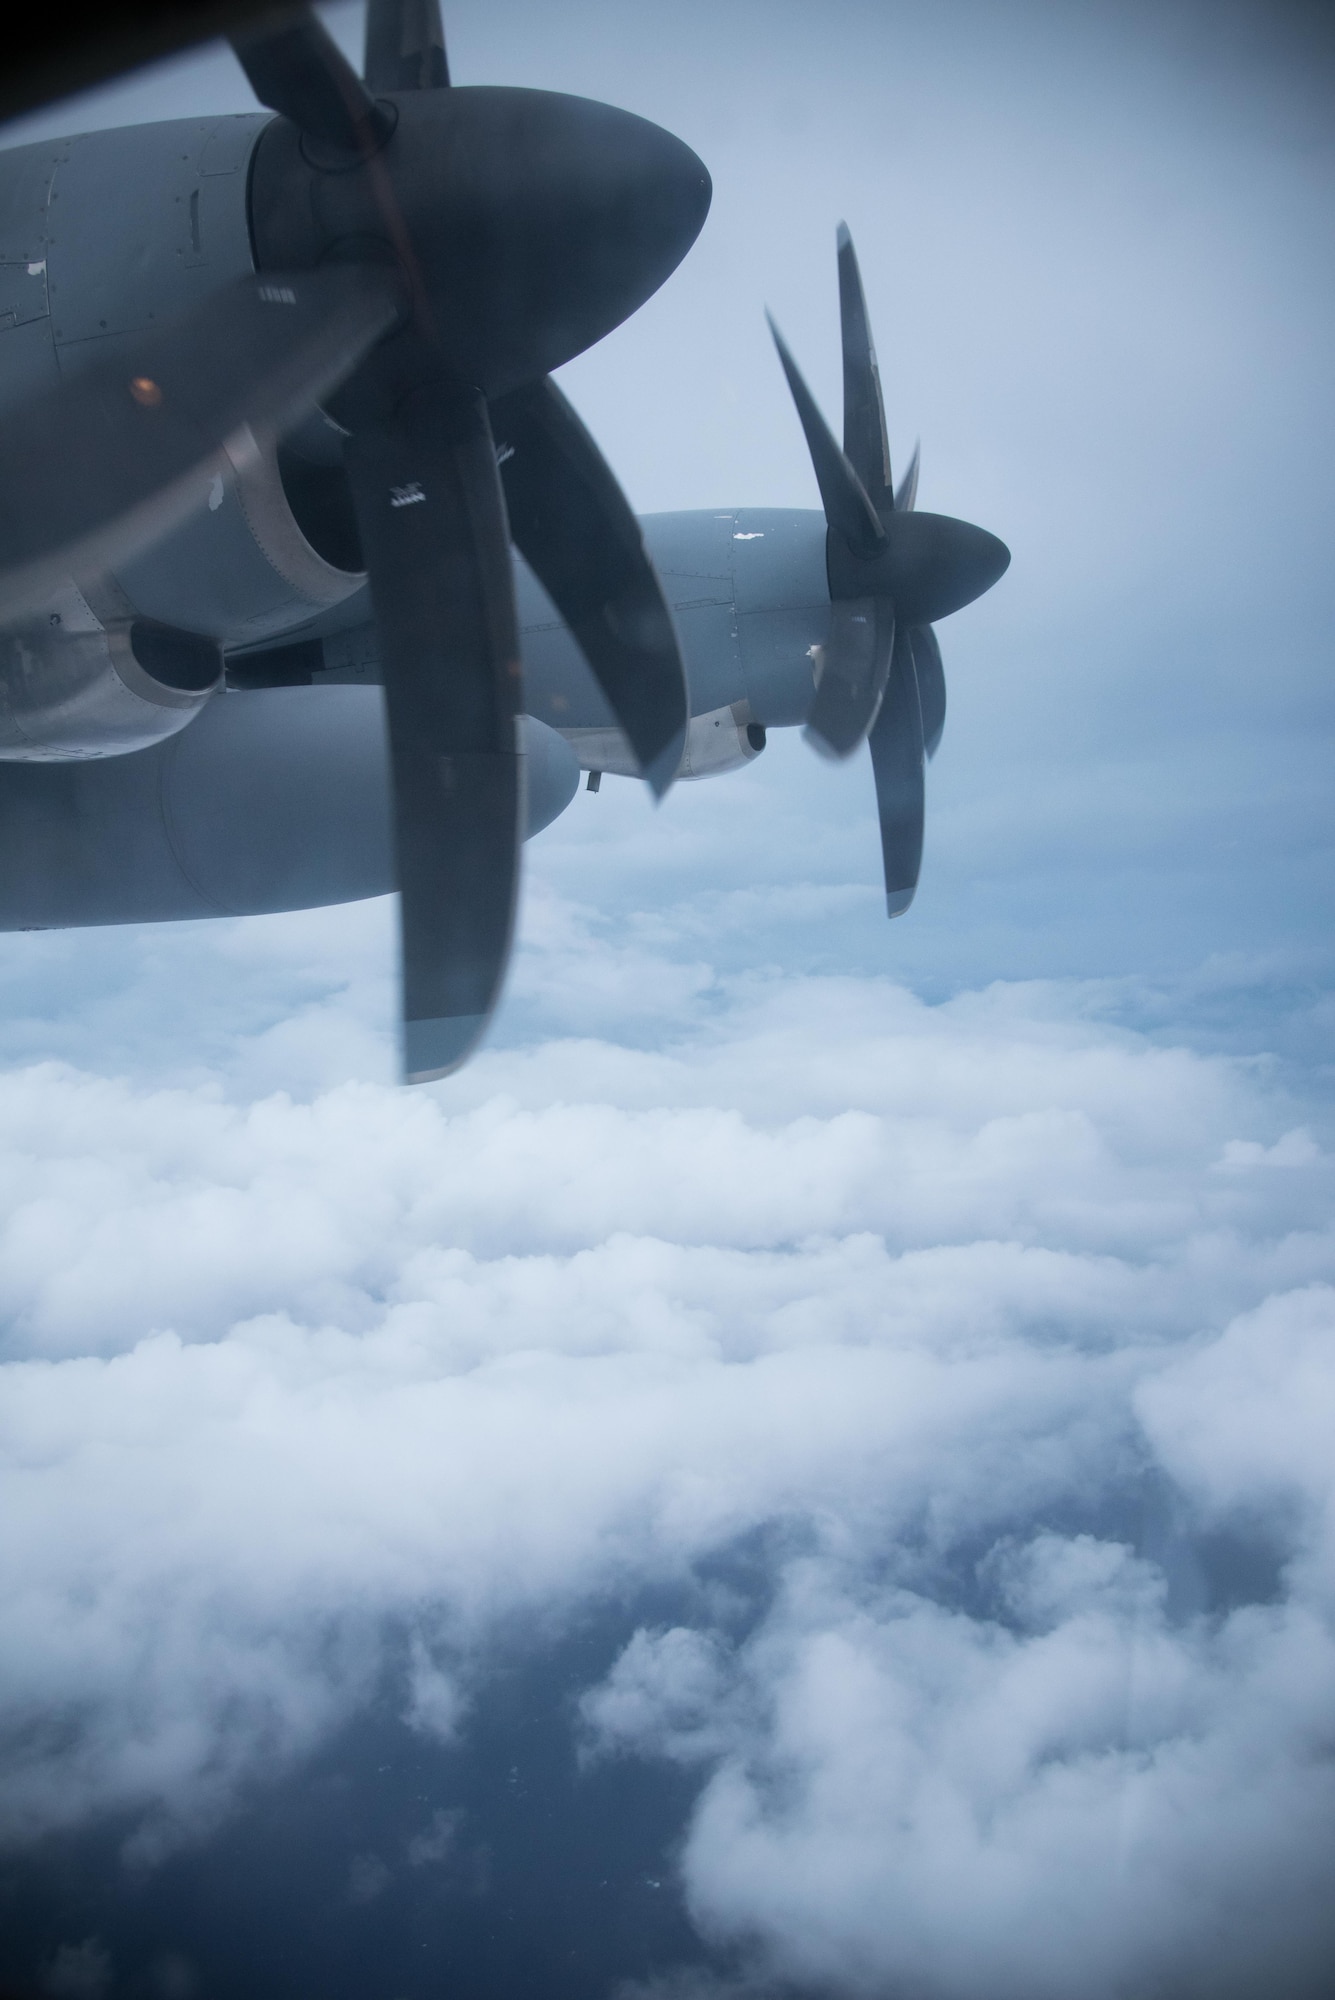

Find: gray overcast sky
[1,5,1335,1997]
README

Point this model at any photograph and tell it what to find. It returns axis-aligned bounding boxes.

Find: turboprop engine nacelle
[0,117,374,658]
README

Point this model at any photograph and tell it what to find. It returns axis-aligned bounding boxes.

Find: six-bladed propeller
[0,0,707,1082]
[768,224,1009,915]
[228,0,707,1078]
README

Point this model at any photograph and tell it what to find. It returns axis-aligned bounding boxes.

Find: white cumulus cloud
[0,921,1333,1994]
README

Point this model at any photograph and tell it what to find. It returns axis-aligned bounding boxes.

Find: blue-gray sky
[1,4,1334,1997]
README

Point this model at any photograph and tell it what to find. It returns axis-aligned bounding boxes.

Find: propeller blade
[836,222,893,514]
[910,623,946,760]
[868,628,925,917]
[894,441,920,515]
[233,7,393,154]
[345,388,522,1083]
[805,596,895,761]
[364,0,450,89]
[491,376,688,796]
[0,266,400,626]
[766,313,887,562]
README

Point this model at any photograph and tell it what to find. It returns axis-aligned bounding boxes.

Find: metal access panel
[0,141,61,403]
[0,260,49,329]
[730,508,830,728]
[45,115,267,357]
[642,510,741,718]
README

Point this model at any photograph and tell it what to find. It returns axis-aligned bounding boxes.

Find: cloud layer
[1,902,1333,1994]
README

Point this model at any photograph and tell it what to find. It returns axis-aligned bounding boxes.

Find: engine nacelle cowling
[677,702,767,780]
[561,700,765,783]
[0,116,372,659]
[110,418,369,651]
[0,583,221,760]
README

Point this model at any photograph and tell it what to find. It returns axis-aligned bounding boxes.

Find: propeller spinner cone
[249,83,712,410]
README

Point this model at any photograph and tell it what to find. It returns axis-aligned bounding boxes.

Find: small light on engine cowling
[130,377,162,407]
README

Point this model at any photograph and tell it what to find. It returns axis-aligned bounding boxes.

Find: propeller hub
[249,85,712,409]
[827,511,1011,627]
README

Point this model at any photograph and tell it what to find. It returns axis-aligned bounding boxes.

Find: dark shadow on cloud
[0,1482,1304,2000]
[0,1531,825,1998]
[0,1607,725,2000]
